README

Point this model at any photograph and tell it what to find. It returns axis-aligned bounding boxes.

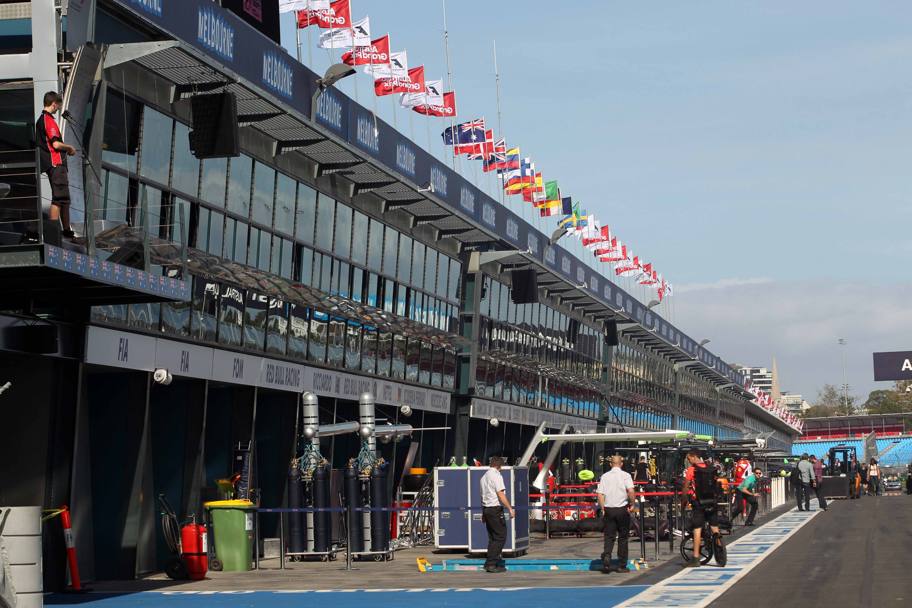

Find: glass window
[274,173,296,235]
[411,241,425,289]
[266,298,288,355]
[139,107,173,185]
[314,195,335,251]
[217,284,244,347]
[336,262,350,298]
[351,211,369,265]
[376,331,392,377]
[333,203,352,259]
[397,234,412,284]
[419,342,433,385]
[243,291,268,350]
[431,346,445,387]
[366,272,379,308]
[295,183,317,244]
[318,254,332,292]
[200,158,227,207]
[383,279,395,313]
[308,309,328,363]
[437,256,450,299]
[442,349,456,390]
[396,285,407,318]
[271,237,293,279]
[161,298,190,337]
[226,155,252,218]
[406,338,421,382]
[448,259,461,301]
[345,320,361,370]
[101,170,129,223]
[171,122,199,197]
[190,279,218,341]
[367,219,383,272]
[298,247,314,286]
[137,184,163,238]
[194,206,209,251]
[361,327,377,374]
[258,230,271,271]
[351,266,364,302]
[382,226,398,277]
[327,317,345,367]
[127,303,160,332]
[170,197,190,244]
[251,161,275,227]
[423,248,438,294]
[101,89,140,172]
[391,334,407,380]
[288,304,309,359]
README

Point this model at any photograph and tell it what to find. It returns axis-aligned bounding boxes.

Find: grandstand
[792,439,864,459]
[874,436,912,468]
[794,411,912,468]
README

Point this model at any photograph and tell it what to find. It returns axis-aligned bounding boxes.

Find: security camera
[489,418,500,428]
[400,405,413,417]
[152,369,172,385]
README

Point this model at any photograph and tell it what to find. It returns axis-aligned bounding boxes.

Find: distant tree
[809,383,857,416]
[864,382,912,415]
[801,404,837,419]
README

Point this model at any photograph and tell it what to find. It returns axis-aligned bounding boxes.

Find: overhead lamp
[311,63,357,121]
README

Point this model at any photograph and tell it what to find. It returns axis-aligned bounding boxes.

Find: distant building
[738,366,774,393]
[780,393,810,415]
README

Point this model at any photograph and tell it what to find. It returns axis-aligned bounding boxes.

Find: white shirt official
[597,467,634,508]
[480,467,506,507]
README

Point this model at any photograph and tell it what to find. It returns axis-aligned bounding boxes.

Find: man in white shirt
[480,456,515,573]
[596,454,636,573]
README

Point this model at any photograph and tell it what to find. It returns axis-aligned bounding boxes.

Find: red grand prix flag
[297,0,349,29]
[413,91,457,118]
[375,65,424,97]
[342,35,390,66]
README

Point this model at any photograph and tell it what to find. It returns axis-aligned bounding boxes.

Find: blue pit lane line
[47,586,651,608]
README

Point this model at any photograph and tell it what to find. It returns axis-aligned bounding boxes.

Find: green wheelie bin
[204,500,255,571]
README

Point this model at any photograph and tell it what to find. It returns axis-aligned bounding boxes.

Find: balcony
[0,146,189,309]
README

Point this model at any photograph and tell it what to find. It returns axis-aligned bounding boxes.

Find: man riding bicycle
[681,449,721,567]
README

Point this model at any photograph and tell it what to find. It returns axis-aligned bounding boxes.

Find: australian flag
[442,118,486,149]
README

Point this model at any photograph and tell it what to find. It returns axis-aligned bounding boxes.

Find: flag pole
[296,18,303,63]
[442,0,457,171]
[493,40,506,206]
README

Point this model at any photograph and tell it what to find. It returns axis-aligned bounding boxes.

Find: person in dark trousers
[480,456,514,573]
[868,459,881,496]
[634,455,649,483]
[35,91,77,237]
[732,467,763,525]
[681,450,721,568]
[796,453,814,511]
[596,455,636,574]
[810,455,828,511]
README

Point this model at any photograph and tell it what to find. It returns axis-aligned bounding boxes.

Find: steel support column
[452,254,484,460]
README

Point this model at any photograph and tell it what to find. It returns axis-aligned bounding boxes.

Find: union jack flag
[460,118,486,132]
[482,138,507,172]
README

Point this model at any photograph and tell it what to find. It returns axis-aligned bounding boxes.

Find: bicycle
[680,519,727,566]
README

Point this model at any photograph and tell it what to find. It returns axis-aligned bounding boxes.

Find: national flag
[599,242,627,263]
[342,35,390,67]
[442,119,485,146]
[583,225,611,249]
[467,131,495,160]
[639,268,659,286]
[497,147,520,173]
[523,172,545,204]
[482,138,506,171]
[318,15,370,49]
[282,0,329,13]
[400,78,444,108]
[375,65,424,96]
[297,0,348,29]
[412,91,457,118]
[505,157,532,193]
[615,255,642,277]
[538,181,562,216]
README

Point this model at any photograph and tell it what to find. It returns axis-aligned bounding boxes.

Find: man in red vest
[35,91,77,238]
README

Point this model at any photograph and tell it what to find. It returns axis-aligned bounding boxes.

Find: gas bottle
[180,522,209,580]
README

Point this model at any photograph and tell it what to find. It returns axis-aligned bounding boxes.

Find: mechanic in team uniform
[35,91,77,238]
[681,449,721,567]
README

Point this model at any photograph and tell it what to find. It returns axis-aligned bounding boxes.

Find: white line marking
[615,504,822,608]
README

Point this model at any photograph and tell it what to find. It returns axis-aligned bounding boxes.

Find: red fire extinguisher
[180,521,208,580]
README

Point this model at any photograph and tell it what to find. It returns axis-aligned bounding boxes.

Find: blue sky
[279,2,912,399]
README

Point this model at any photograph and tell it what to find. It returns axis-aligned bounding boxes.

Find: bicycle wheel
[681,531,713,564]
[713,532,727,567]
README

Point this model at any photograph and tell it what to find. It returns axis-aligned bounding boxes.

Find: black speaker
[604,320,619,346]
[510,269,539,304]
[189,92,240,159]
[566,318,580,344]
[3,324,58,353]
[221,0,281,44]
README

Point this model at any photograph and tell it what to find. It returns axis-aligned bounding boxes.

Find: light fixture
[699,339,711,347]
[646,299,660,310]
[310,63,357,121]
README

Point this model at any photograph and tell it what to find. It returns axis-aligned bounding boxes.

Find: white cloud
[675,277,773,293]
[672,280,912,401]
